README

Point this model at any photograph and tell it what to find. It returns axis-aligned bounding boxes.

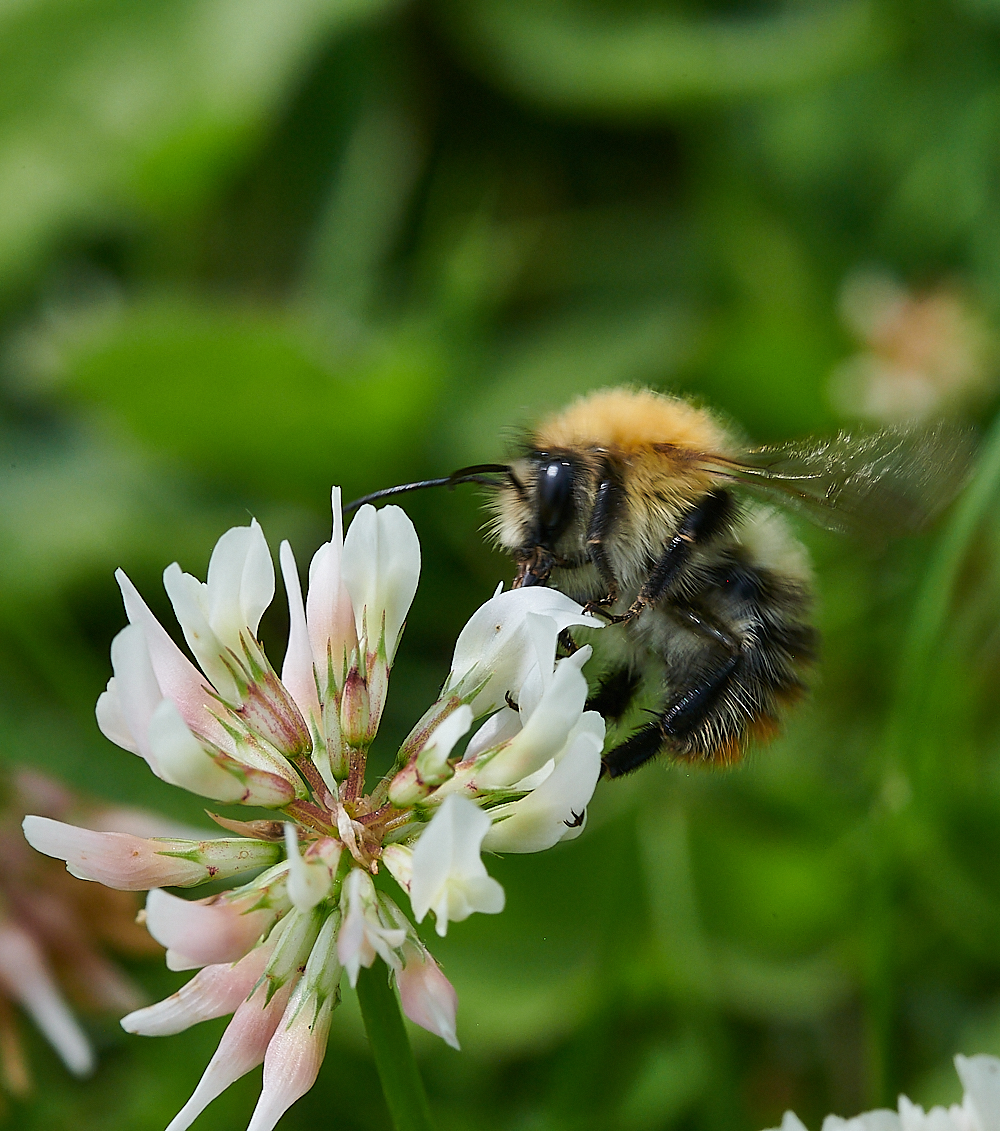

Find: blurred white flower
[22,487,606,1130]
[763,1053,1000,1131]
[830,269,996,424]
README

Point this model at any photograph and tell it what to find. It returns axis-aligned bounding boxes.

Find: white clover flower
[764,1053,1000,1131]
[21,486,607,1130]
[409,795,505,935]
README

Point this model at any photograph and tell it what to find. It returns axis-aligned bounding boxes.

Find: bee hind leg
[600,653,741,778]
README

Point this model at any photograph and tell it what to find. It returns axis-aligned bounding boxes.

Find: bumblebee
[346,388,969,778]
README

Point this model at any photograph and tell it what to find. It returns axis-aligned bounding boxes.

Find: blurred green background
[3,0,1000,1127]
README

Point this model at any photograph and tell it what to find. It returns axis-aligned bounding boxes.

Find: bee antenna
[343,464,515,515]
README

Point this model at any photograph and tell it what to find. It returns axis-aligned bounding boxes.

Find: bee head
[485,450,598,588]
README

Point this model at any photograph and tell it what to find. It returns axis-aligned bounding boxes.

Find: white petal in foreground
[149,699,298,808]
[820,1112,901,1129]
[482,720,604,853]
[341,504,420,663]
[474,648,591,788]
[206,520,275,649]
[762,1116,809,1131]
[397,941,459,1050]
[95,678,140,753]
[145,889,277,970]
[284,827,339,913]
[897,1095,976,1130]
[956,1054,1000,1130]
[246,982,335,1131]
[115,569,218,731]
[409,795,505,936]
[445,588,601,716]
[0,923,93,1076]
[121,944,273,1037]
[165,979,295,1131]
[336,870,406,987]
[162,521,274,703]
[463,706,522,763]
[22,816,281,890]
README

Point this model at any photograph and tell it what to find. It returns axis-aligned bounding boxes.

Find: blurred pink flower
[830,270,996,423]
[0,768,166,1095]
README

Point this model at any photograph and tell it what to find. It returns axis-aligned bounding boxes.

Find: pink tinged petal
[398,942,459,1050]
[482,722,603,853]
[23,816,283,890]
[246,987,334,1131]
[121,943,273,1036]
[0,924,94,1076]
[23,816,199,889]
[278,541,321,727]
[306,487,357,681]
[409,795,505,937]
[145,889,276,971]
[957,1054,1000,1130]
[146,699,248,802]
[165,978,295,1131]
[341,504,421,663]
[95,678,139,753]
[475,649,590,788]
[115,569,217,727]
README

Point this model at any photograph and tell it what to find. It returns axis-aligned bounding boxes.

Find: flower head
[23,487,605,1130]
[764,1053,1000,1131]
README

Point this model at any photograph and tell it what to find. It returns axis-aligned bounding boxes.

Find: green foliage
[1,0,1000,1128]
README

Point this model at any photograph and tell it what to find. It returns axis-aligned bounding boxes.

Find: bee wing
[702,424,974,536]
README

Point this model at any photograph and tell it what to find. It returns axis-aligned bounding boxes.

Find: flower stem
[356,963,435,1131]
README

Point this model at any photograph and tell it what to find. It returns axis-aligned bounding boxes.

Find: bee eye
[536,459,575,541]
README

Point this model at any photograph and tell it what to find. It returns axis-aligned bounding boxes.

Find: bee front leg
[615,490,735,625]
[583,463,625,613]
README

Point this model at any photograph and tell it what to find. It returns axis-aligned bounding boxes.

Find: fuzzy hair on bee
[488,389,818,774]
[345,387,971,779]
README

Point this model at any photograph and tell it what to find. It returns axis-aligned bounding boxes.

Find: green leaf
[436,0,889,115]
[0,0,400,291]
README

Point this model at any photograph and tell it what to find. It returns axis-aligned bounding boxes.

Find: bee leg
[583,464,626,610]
[606,490,736,626]
[600,654,740,778]
[600,721,666,778]
[586,666,642,721]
